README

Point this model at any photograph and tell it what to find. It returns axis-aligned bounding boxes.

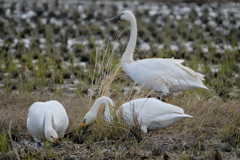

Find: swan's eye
[50,136,53,138]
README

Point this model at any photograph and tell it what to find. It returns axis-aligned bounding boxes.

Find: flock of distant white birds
[27,10,208,146]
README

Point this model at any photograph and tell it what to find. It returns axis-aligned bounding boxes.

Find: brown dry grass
[0,89,240,159]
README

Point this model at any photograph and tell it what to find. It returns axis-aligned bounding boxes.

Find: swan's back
[27,100,69,141]
[120,98,184,115]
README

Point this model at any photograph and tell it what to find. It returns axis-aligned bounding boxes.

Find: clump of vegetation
[220,107,240,148]
[0,133,11,155]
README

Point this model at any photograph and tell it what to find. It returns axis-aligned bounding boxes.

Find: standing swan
[81,96,192,133]
[110,10,208,94]
[27,100,69,146]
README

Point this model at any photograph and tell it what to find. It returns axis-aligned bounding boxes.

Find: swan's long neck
[89,97,113,123]
[121,17,137,62]
[44,110,54,135]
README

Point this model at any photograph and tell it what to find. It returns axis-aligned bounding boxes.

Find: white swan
[118,98,192,133]
[109,10,208,94]
[27,100,69,146]
[81,96,192,133]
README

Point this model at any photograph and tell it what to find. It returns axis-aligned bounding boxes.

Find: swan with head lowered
[109,10,208,94]
[81,96,192,133]
[27,100,69,146]
[82,96,114,133]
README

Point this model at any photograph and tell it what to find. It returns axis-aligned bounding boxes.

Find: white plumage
[118,98,192,133]
[81,96,192,133]
[82,96,114,133]
[27,100,69,145]
[110,10,208,94]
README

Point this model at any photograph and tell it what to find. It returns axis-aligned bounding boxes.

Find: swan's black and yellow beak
[52,137,58,144]
[81,121,89,134]
[51,137,60,147]
[109,13,123,22]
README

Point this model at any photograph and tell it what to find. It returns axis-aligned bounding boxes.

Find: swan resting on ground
[82,96,192,133]
[109,10,208,94]
[27,100,69,146]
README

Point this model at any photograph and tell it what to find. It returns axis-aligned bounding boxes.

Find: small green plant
[0,133,11,154]
[44,141,58,159]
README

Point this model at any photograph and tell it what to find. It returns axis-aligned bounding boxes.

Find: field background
[0,0,240,159]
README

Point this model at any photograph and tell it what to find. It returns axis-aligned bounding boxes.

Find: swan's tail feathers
[169,59,185,64]
[172,60,206,81]
[182,114,193,118]
[178,64,209,90]
[169,59,205,80]
[199,84,208,90]
[174,113,193,118]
